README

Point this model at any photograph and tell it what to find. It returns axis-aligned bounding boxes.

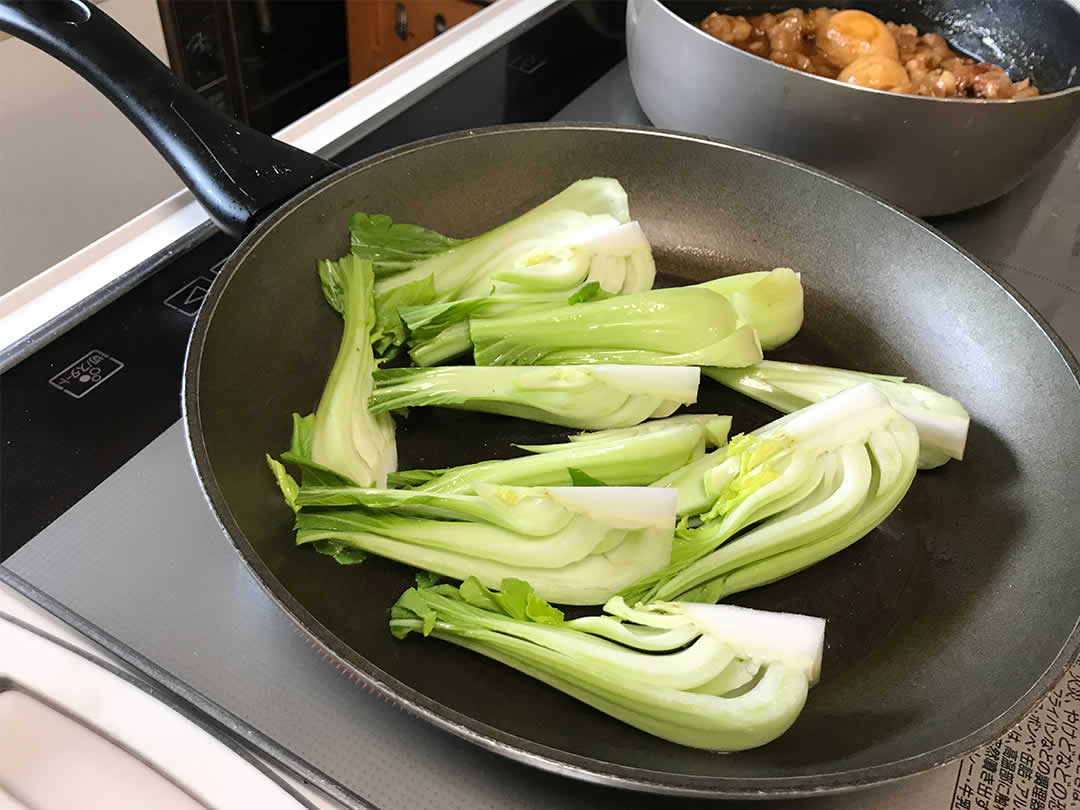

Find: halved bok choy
[368,364,701,430]
[278,479,677,605]
[307,255,397,487]
[623,383,920,605]
[390,577,825,750]
[351,178,656,357]
[469,268,803,368]
[705,360,969,469]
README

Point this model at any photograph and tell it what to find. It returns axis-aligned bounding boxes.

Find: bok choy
[469,268,803,367]
[353,178,656,356]
[389,414,731,494]
[368,365,701,430]
[309,255,397,487]
[289,483,676,605]
[390,578,824,750]
[705,360,969,469]
[470,286,763,367]
[622,383,919,605]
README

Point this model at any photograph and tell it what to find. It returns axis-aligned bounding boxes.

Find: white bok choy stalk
[350,178,656,357]
[468,268,803,368]
[705,360,970,469]
[622,383,920,605]
[387,414,732,494]
[368,365,701,430]
[285,482,677,606]
[307,255,397,487]
[390,578,825,750]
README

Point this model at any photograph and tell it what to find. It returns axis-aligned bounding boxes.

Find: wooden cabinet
[346,0,488,85]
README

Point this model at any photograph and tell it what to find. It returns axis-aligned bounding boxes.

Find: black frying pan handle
[0,0,338,238]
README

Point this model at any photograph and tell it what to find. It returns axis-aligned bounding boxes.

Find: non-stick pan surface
[185,123,1080,797]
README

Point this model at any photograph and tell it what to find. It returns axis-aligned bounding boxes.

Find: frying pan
[627,0,1080,216]
[4,0,1080,799]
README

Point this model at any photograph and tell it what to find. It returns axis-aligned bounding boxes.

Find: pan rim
[182,121,1080,798]
[638,0,1080,103]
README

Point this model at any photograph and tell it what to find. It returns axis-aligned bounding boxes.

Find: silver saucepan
[627,0,1080,215]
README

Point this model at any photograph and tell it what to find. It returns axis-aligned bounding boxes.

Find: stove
[3,3,1079,808]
